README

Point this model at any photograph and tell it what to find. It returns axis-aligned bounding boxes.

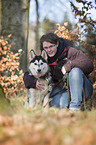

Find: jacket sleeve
[64,47,94,74]
[23,71,37,89]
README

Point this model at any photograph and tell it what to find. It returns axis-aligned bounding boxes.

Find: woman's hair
[40,33,59,50]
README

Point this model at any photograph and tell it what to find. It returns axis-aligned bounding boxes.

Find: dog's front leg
[25,89,30,107]
[28,89,35,107]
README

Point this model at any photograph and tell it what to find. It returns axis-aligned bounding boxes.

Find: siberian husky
[25,49,52,108]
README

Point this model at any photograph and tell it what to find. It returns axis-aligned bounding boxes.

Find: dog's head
[29,49,49,78]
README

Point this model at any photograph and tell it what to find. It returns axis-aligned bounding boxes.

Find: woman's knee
[69,68,83,80]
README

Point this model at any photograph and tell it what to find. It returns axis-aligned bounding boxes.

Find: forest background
[0,0,96,101]
[0,0,96,144]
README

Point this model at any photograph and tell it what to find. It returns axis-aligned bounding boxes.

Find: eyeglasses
[43,44,56,50]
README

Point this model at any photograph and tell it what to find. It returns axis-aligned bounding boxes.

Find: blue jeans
[50,68,93,110]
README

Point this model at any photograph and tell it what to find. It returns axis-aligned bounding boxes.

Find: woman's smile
[43,41,59,57]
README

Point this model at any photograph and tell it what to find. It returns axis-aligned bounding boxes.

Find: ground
[0,95,96,145]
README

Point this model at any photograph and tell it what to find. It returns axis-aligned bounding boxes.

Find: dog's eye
[34,63,37,65]
[41,63,43,65]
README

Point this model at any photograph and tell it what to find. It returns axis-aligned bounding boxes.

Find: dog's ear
[29,49,36,62]
[41,50,47,61]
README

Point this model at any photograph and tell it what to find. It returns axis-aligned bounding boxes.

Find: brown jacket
[64,47,94,74]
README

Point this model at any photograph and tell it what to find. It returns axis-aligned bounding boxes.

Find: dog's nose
[38,69,41,72]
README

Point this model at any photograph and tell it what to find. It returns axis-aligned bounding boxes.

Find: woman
[24,33,94,111]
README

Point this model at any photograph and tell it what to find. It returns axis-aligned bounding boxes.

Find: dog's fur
[25,49,52,108]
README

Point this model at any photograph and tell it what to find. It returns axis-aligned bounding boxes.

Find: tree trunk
[1,0,30,71]
[35,0,40,54]
[0,0,1,34]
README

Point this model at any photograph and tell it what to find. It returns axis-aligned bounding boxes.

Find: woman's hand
[36,79,45,90]
[61,66,66,75]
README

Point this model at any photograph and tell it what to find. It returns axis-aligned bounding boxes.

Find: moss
[0,86,14,115]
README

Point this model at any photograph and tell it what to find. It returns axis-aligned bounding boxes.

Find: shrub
[0,35,24,97]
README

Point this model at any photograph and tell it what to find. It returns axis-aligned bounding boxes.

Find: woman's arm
[23,71,37,89]
[64,47,94,74]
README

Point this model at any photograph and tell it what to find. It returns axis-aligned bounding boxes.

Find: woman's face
[43,41,59,57]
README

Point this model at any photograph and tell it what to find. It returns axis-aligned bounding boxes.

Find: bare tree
[34,0,40,54]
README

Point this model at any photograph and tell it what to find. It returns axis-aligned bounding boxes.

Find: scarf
[48,38,69,65]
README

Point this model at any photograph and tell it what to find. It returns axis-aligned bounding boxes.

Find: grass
[0,90,96,145]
